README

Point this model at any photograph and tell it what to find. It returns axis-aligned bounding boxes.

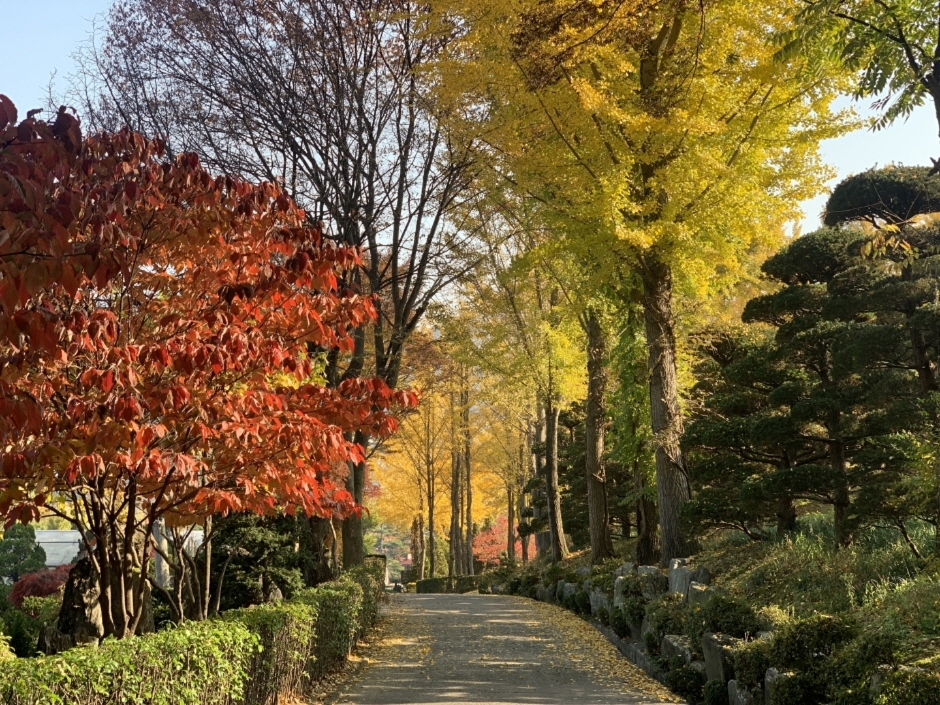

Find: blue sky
[0,1,934,231]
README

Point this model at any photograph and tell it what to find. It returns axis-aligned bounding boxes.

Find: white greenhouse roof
[34,530,82,567]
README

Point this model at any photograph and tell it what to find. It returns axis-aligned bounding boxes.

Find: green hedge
[0,619,257,705]
[224,601,317,705]
[0,561,388,705]
[295,579,364,679]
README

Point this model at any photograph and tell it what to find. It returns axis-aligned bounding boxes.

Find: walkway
[330,593,679,705]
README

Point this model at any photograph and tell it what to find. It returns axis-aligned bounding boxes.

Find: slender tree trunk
[507,482,516,562]
[634,450,660,566]
[461,384,474,575]
[640,255,690,566]
[428,475,436,578]
[831,439,853,547]
[584,308,614,564]
[449,424,460,578]
[532,411,551,556]
[545,397,569,562]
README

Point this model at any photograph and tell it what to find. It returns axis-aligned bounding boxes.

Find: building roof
[33,530,82,567]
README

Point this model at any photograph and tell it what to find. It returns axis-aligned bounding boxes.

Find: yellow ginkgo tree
[432,0,853,564]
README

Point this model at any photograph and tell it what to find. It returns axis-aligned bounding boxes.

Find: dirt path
[329,593,679,705]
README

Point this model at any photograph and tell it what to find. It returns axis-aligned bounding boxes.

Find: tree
[0,525,47,584]
[9,566,72,608]
[738,229,925,546]
[74,0,477,565]
[780,0,940,140]
[433,0,849,564]
[0,98,413,637]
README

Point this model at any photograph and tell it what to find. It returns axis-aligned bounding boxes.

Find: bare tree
[71,0,477,565]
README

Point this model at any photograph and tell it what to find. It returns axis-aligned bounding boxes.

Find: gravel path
[330,593,679,705]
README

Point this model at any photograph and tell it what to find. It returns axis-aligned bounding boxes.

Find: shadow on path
[331,593,679,705]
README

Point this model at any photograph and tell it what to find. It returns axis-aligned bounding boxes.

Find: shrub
[224,601,317,704]
[8,566,72,607]
[701,593,761,639]
[623,595,648,625]
[416,577,449,594]
[638,570,668,597]
[574,589,591,615]
[704,678,730,705]
[646,593,686,642]
[645,630,660,655]
[610,607,630,639]
[770,614,857,672]
[0,619,257,705]
[595,606,609,625]
[877,669,940,705]
[733,638,772,688]
[346,563,386,629]
[295,578,364,678]
[0,633,13,662]
[665,661,705,701]
[768,672,817,705]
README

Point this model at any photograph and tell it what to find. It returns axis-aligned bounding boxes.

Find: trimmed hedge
[224,601,317,705]
[0,619,257,705]
[0,560,388,705]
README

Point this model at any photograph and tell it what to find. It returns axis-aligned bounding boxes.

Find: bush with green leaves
[0,619,257,705]
[733,638,772,688]
[295,578,364,678]
[574,589,591,615]
[703,678,729,705]
[610,607,630,639]
[646,593,686,643]
[623,595,648,626]
[224,601,317,704]
[664,659,705,701]
[877,668,940,705]
[700,593,761,639]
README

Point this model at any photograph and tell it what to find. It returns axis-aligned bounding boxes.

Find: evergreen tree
[0,525,46,584]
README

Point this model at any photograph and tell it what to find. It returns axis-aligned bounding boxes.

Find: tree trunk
[428,481,436,578]
[634,452,660,566]
[584,308,614,564]
[640,255,690,567]
[305,517,335,585]
[461,384,474,575]
[341,428,368,567]
[507,482,516,562]
[449,436,460,578]
[545,398,569,562]
[776,496,797,536]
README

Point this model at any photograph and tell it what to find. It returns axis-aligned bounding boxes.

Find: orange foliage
[0,96,415,635]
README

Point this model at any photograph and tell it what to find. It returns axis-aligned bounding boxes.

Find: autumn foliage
[8,565,73,608]
[0,95,415,636]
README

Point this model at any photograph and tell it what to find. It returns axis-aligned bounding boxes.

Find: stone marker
[702,631,740,683]
[688,581,711,606]
[668,564,694,598]
[728,679,755,705]
[692,565,712,585]
[661,634,694,665]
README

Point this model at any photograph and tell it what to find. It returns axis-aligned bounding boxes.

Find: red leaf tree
[0,97,415,637]
[9,565,73,608]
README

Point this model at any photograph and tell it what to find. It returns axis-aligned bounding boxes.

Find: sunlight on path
[330,594,679,705]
